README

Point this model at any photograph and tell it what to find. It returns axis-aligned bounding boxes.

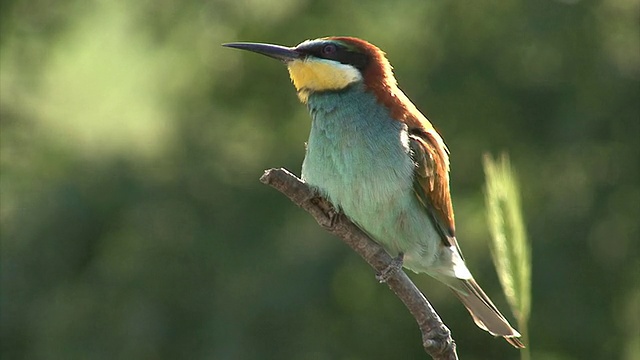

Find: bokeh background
[2,0,639,359]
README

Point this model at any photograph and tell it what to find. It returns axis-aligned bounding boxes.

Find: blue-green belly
[300,85,441,273]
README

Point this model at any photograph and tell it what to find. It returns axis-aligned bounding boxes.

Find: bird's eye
[321,44,337,56]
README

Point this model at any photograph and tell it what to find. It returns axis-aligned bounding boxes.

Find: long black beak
[222,42,301,62]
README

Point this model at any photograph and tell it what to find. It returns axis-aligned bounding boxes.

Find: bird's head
[223,37,397,103]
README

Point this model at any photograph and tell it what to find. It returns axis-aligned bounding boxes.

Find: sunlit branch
[260,168,458,360]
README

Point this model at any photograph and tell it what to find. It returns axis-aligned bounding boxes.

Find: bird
[223,37,524,348]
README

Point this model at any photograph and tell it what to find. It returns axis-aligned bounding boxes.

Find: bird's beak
[222,42,301,62]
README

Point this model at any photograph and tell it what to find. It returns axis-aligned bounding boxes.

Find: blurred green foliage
[1,0,639,359]
[484,153,531,360]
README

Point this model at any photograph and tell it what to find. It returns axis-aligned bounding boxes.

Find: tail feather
[450,278,525,349]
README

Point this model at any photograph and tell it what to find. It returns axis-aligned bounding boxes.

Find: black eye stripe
[322,44,337,55]
[299,42,369,71]
[337,51,368,70]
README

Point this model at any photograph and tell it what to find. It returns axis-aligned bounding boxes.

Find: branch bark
[260,168,458,360]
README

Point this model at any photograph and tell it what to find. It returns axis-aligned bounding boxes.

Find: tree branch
[260,168,458,360]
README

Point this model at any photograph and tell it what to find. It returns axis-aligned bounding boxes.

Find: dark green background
[2,0,638,359]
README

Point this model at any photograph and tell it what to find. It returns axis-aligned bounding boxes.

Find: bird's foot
[376,252,404,283]
[308,193,343,230]
[326,207,343,228]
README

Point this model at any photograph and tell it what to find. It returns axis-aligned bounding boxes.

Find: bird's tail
[449,277,525,348]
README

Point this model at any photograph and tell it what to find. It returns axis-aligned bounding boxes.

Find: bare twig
[260,168,458,360]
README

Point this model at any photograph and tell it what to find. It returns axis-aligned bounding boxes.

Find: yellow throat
[287,58,362,103]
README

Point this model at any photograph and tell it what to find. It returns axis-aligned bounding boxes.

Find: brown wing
[408,128,456,248]
[373,85,457,247]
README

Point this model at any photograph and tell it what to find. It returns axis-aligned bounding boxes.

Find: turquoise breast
[300,83,440,268]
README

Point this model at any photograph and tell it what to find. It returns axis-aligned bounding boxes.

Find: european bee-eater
[224,37,524,348]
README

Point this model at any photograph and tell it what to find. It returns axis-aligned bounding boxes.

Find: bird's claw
[308,194,342,230]
[376,252,404,283]
[327,207,343,228]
